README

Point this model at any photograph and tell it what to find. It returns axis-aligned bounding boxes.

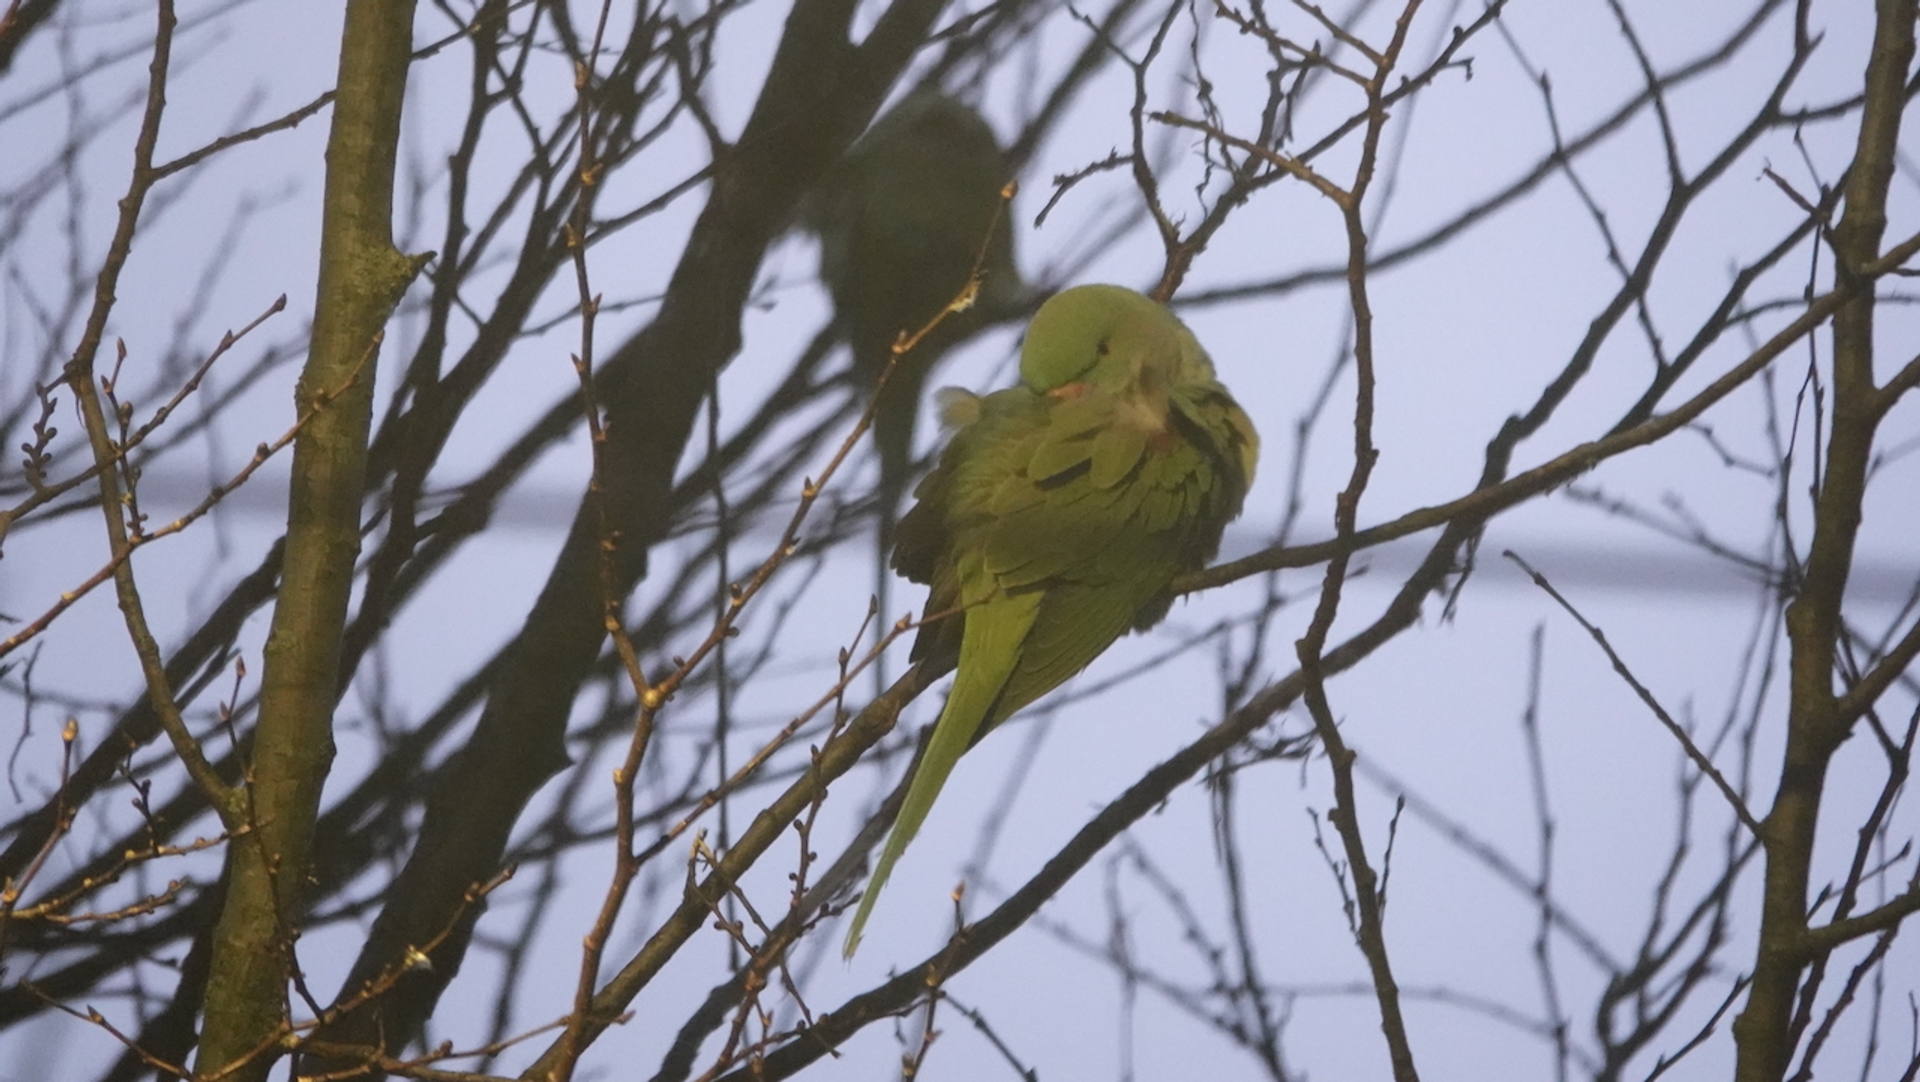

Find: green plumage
[843,284,1259,956]
[801,90,1023,531]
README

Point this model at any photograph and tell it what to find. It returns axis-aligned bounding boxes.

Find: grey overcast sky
[3,2,1917,1080]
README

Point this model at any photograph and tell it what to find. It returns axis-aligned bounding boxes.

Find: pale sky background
[3,1,1918,1079]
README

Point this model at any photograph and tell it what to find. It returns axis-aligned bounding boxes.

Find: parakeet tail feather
[843,591,1041,956]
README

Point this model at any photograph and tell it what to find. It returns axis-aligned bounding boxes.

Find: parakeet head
[1019,284,1257,491]
[1019,284,1217,395]
[801,90,1024,321]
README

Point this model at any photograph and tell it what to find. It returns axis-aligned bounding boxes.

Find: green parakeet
[842,284,1259,956]
[802,90,1025,565]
